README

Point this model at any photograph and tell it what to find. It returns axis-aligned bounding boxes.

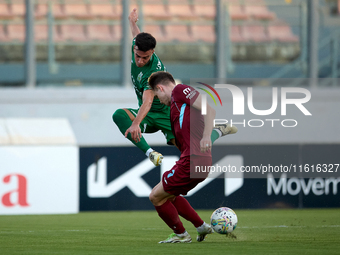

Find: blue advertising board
[79,145,340,211]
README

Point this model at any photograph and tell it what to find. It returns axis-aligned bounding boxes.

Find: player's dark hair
[135,32,156,52]
[148,71,176,90]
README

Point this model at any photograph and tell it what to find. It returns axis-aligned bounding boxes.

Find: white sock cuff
[214,128,223,137]
[177,231,188,237]
[145,148,153,157]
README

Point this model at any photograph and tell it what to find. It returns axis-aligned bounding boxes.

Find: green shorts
[127,108,175,145]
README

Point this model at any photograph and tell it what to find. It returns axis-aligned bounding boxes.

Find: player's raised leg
[112,108,163,166]
[211,123,238,144]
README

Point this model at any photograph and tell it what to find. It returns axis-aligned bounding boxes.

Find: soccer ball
[210,207,238,234]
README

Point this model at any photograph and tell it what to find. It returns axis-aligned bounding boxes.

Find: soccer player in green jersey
[113,8,172,166]
[112,8,236,167]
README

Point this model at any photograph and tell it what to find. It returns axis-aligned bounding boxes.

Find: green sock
[112,109,150,154]
[211,130,220,144]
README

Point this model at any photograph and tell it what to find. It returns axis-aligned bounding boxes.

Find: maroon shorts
[162,155,212,196]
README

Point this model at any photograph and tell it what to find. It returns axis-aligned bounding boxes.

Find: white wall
[0,86,339,146]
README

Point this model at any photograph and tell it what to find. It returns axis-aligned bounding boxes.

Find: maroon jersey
[170,84,212,158]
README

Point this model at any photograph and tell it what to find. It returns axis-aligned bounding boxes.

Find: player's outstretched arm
[192,94,216,153]
[129,8,141,38]
[124,89,154,142]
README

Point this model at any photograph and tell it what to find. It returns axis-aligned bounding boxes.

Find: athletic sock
[154,200,186,234]
[112,109,150,153]
[196,222,208,232]
[171,196,204,228]
[145,148,154,157]
[177,231,189,237]
[211,130,220,144]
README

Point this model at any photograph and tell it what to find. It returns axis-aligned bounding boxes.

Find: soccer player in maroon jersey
[148,71,237,243]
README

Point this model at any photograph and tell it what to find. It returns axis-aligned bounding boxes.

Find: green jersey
[131,38,168,112]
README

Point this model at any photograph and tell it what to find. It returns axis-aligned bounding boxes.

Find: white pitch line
[238,225,340,229]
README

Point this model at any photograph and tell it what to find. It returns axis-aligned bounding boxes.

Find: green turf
[0,208,339,255]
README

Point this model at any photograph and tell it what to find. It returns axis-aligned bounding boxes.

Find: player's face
[154,86,171,106]
[134,47,154,67]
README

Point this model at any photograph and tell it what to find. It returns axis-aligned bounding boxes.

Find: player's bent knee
[112,108,127,124]
[149,192,157,205]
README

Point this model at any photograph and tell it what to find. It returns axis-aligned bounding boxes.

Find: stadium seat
[268,25,299,42]
[0,4,12,19]
[143,4,171,20]
[35,4,67,19]
[144,25,168,42]
[164,25,194,42]
[89,1,119,20]
[52,4,67,19]
[34,4,48,19]
[7,24,25,42]
[11,3,25,17]
[35,4,66,19]
[167,1,197,20]
[230,25,247,42]
[35,25,62,42]
[228,5,248,20]
[87,25,114,42]
[242,25,270,42]
[192,3,216,20]
[34,24,48,42]
[0,25,9,42]
[60,25,87,42]
[244,5,276,20]
[191,25,215,43]
[64,4,92,19]
[113,25,122,41]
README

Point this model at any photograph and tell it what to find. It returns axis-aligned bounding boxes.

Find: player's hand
[200,136,212,153]
[128,8,138,23]
[125,123,142,143]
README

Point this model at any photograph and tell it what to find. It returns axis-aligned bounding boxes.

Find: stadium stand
[144,25,167,42]
[0,3,12,19]
[267,25,299,42]
[59,24,87,42]
[228,4,249,20]
[143,4,171,20]
[34,3,48,19]
[167,1,197,20]
[87,24,114,42]
[164,24,195,42]
[63,3,92,20]
[230,26,247,43]
[113,24,122,41]
[242,25,270,42]
[191,25,215,43]
[0,0,300,63]
[11,3,26,17]
[0,24,9,42]
[244,5,276,20]
[88,2,119,20]
[49,4,67,20]
[7,24,25,42]
[192,2,216,20]
[34,24,63,42]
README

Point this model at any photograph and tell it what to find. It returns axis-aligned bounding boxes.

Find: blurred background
[0,0,339,214]
[0,0,339,87]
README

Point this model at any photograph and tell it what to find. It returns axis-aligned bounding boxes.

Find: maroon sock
[171,196,204,228]
[154,200,186,234]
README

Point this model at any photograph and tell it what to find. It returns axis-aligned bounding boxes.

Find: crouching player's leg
[149,182,192,243]
[149,157,213,243]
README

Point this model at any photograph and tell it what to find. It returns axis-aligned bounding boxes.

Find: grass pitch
[1,208,340,255]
